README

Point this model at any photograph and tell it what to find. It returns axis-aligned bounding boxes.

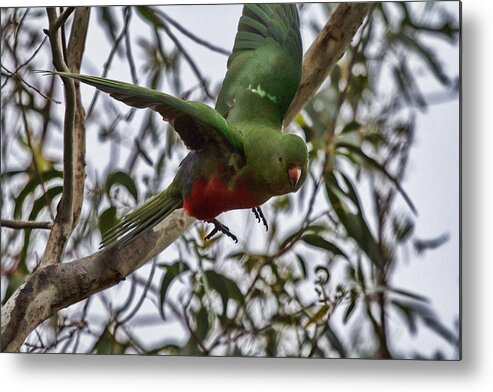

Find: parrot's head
[274,133,308,194]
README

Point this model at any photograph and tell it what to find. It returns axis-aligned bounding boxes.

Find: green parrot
[52,3,308,246]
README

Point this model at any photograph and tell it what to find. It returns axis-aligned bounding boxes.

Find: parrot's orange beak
[288,166,302,189]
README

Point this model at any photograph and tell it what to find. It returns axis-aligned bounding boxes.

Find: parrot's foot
[205,219,238,243]
[252,207,268,231]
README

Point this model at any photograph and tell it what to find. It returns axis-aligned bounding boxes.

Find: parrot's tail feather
[100,191,183,249]
[102,193,165,240]
[117,198,183,248]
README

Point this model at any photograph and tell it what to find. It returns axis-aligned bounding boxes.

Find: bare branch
[1,210,195,352]
[86,6,132,118]
[284,3,373,126]
[154,8,230,56]
[1,219,52,230]
[52,7,76,33]
[1,64,61,103]
[40,7,89,266]
[66,7,90,227]
[40,8,77,266]
[143,6,213,98]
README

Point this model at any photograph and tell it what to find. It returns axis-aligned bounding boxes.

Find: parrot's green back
[215,3,302,128]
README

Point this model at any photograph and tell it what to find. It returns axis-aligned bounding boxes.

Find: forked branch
[39,7,89,267]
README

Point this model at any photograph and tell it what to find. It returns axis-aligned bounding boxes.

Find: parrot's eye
[278,156,283,163]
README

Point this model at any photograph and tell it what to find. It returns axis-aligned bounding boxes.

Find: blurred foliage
[1,3,459,358]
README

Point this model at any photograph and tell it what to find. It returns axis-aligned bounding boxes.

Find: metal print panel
[0,1,460,359]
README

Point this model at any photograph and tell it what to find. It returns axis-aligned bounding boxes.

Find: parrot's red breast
[183,174,260,220]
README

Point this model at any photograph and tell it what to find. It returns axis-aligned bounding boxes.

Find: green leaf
[391,299,418,335]
[97,7,120,43]
[302,234,347,260]
[304,224,328,234]
[395,31,450,85]
[27,185,62,219]
[20,185,63,265]
[136,6,164,28]
[195,305,210,341]
[325,323,346,358]
[14,168,63,219]
[325,172,384,269]
[392,216,414,242]
[203,270,244,315]
[105,171,138,203]
[1,169,26,180]
[90,326,128,355]
[340,121,361,134]
[335,142,417,215]
[279,228,301,250]
[414,234,450,255]
[388,286,429,303]
[393,300,456,343]
[343,299,356,324]
[314,265,330,284]
[158,261,190,318]
[392,64,413,104]
[330,64,342,87]
[98,206,118,237]
[294,253,307,279]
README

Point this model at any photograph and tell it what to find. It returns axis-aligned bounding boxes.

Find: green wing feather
[215,3,302,127]
[49,72,244,154]
[46,72,245,247]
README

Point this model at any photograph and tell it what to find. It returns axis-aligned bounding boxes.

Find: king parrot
[51,3,308,247]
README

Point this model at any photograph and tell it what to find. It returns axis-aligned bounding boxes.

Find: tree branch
[66,7,90,228]
[284,3,373,126]
[1,210,196,352]
[1,4,373,353]
[52,7,75,33]
[154,8,231,56]
[1,219,52,230]
[40,7,89,267]
[40,8,77,267]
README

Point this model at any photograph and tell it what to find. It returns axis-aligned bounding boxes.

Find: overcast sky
[77,2,460,357]
[1,1,460,358]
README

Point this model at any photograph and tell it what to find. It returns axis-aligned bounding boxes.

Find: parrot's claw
[206,219,238,243]
[252,207,268,231]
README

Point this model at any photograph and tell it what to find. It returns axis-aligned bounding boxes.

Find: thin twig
[17,90,56,219]
[116,259,157,325]
[1,65,61,103]
[124,14,138,84]
[1,219,52,230]
[154,8,231,56]
[148,8,213,98]
[86,6,132,118]
[17,36,48,71]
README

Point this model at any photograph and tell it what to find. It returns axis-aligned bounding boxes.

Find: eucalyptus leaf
[105,171,139,203]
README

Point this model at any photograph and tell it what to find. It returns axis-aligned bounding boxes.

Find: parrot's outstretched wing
[49,72,244,154]
[215,3,302,127]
